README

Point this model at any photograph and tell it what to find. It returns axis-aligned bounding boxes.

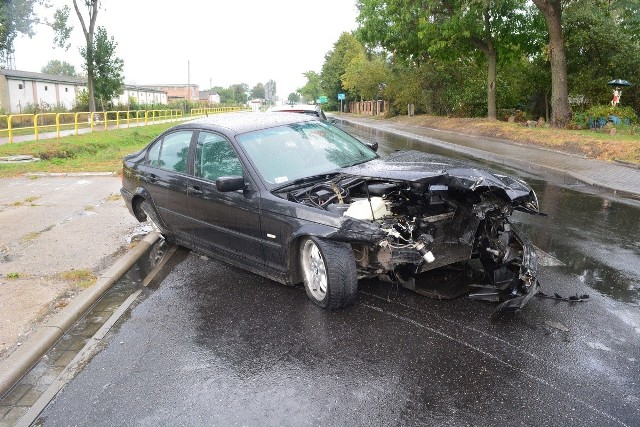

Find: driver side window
[195,132,243,181]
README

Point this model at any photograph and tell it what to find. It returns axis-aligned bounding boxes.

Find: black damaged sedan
[121,112,542,311]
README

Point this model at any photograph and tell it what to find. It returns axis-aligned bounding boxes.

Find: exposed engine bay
[281,171,541,312]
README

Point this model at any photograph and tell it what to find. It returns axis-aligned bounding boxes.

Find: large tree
[321,32,365,110]
[250,82,266,100]
[0,0,42,68]
[41,59,77,76]
[357,0,531,120]
[341,53,390,101]
[298,71,322,104]
[52,0,100,112]
[228,83,249,104]
[83,26,123,110]
[531,0,571,127]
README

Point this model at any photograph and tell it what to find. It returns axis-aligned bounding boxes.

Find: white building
[0,70,174,113]
[0,69,86,113]
[116,85,168,106]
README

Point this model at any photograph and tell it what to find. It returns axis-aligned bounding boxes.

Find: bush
[584,105,637,123]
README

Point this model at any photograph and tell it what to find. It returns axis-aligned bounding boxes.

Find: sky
[13,0,359,100]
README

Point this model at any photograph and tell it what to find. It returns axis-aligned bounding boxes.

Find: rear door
[187,131,263,264]
[140,130,194,237]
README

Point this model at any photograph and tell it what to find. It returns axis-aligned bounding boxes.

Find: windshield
[236,121,377,186]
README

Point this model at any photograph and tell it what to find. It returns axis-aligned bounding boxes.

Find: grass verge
[379,115,640,164]
[0,122,176,177]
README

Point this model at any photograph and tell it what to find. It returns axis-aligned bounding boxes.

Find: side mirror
[215,176,245,192]
[365,141,378,152]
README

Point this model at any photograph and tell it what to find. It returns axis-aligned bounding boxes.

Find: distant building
[0,69,86,113]
[199,90,221,104]
[117,85,167,106]
[144,84,199,102]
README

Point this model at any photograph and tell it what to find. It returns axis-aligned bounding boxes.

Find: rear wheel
[300,237,357,309]
[140,199,173,242]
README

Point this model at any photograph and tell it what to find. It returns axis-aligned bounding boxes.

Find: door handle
[189,186,203,196]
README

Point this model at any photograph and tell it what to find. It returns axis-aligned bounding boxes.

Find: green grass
[0,122,176,177]
[59,268,97,288]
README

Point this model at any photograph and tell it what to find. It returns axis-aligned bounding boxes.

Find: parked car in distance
[121,112,542,311]
[267,103,327,121]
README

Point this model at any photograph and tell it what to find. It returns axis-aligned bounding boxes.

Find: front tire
[300,237,358,309]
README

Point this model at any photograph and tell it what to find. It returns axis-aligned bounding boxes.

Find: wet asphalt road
[37,125,639,426]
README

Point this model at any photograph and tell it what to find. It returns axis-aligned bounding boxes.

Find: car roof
[174,111,316,135]
[267,104,322,113]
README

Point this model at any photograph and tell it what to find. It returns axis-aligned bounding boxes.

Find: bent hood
[340,150,537,206]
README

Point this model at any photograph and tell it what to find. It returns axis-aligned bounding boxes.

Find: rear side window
[195,132,243,181]
[147,131,192,173]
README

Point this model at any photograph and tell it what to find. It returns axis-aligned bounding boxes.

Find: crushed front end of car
[278,151,542,312]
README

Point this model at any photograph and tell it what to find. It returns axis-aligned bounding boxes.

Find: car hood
[339,150,535,202]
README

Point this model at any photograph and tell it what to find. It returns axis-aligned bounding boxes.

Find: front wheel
[300,237,358,309]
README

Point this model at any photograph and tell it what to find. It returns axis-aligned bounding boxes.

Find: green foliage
[0,0,41,67]
[298,71,322,104]
[81,26,124,110]
[250,83,265,100]
[287,92,300,104]
[356,0,537,118]
[50,5,72,50]
[74,89,90,112]
[563,0,640,113]
[41,59,77,76]
[342,54,390,100]
[584,105,637,123]
[321,33,365,110]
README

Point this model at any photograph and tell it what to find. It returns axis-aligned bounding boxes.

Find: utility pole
[187,60,191,103]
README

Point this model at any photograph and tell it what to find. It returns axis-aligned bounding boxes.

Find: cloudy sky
[13,0,359,99]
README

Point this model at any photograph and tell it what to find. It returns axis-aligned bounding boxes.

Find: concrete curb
[0,231,160,399]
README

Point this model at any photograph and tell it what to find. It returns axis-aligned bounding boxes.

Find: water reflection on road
[343,122,640,306]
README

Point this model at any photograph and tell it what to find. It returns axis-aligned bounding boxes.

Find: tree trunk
[73,0,99,113]
[486,43,497,120]
[533,0,571,128]
[473,10,498,120]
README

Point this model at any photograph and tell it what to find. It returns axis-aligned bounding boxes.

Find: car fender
[283,218,385,285]
[130,187,165,226]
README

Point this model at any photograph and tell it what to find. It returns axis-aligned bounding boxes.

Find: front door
[187,131,263,264]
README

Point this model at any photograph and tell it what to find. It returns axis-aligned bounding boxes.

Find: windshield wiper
[272,172,342,192]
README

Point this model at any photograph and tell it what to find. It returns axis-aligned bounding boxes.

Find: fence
[0,106,247,144]
[348,100,388,116]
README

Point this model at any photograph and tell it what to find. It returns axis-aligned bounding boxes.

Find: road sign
[337,93,346,100]
[318,96,328,104]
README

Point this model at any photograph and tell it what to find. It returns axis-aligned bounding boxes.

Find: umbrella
[607,79,632,87]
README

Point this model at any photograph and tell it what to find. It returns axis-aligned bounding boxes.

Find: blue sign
[337,93,346,100]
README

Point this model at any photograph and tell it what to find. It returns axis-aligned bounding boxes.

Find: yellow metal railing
[190,106,249,117]
[0,108,196,144]
[0,107,251,143]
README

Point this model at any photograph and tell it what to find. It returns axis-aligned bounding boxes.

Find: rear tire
[140,199,173,243]
[300,237,358,309]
